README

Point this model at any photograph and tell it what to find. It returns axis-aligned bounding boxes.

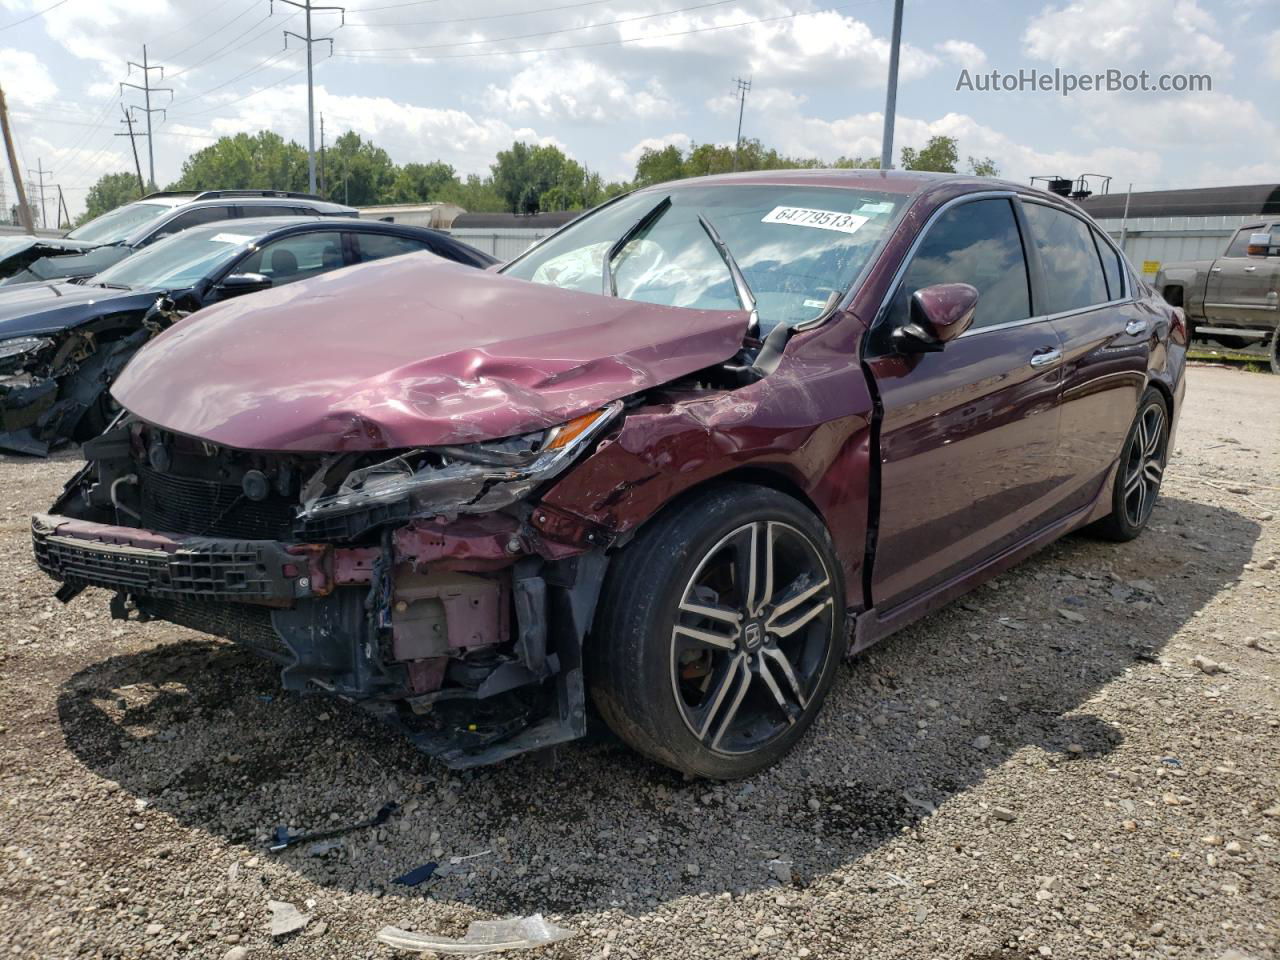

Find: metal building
[445,211,580,261]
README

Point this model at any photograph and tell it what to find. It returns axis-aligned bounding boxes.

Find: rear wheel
[588,485,846,779]
[1269,331,1279,375]
[1089,388,1170,541]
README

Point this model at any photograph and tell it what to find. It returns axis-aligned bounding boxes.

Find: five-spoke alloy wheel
[589,485,846,779]
[1092,387,1170,542]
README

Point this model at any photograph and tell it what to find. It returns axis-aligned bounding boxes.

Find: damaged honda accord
[34,170,1186,778]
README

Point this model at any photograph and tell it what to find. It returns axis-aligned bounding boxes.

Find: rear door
[1020,200,1150,516]
[865,194,1065,611]
[144,205,235,245]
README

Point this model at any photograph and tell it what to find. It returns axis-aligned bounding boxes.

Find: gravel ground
[1,364,1277,960]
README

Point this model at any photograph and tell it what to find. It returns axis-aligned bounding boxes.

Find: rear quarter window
[1022,203,1109,314]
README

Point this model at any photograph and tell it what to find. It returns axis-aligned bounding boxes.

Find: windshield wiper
[697,213,759,334]
[93,281,132,290]
[602,195,671,297]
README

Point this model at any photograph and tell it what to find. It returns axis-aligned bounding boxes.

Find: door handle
[1124,319,1149,336]
[1244,266,1257,272]
[1211,267,1222,273]
[1029,348,1063,368]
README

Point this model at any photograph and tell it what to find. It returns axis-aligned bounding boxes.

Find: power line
[168,49,295,108]
[169,64,310,120]
[0,0,74,32]
[162,0,261,64]
[335,0,882,61]
[346,0,621,29]
[167,10,276,79]
[339,0,738,53]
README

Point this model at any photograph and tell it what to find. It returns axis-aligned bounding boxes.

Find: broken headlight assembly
[300,401,622,521]
[0,336,53,368]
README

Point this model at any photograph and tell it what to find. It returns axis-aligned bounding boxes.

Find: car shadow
[55,495,1257,917]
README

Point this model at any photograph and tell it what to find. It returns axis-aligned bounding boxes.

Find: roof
[230,216,439,236]
[1075,183,1280,219]
[645,168,970,195]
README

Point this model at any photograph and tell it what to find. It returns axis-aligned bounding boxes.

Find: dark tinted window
[247,204,304,217]
[1023,203,1108,313]
[150,205,234,242]
[1224,225,1264,257]
[235,231,346,285]
[1092,229,1124,300]
[889,197,1031,332]
[355,233,431,263]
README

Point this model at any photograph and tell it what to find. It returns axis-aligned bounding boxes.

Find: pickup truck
[1155,222,1280,372]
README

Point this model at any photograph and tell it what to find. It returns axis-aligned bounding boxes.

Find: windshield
[91,225,257,290]
[502,184,906,329]
[65,202,173,245]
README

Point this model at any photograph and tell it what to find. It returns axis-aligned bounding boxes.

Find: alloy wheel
[1122,401,1167,528]
[669,521,836,756]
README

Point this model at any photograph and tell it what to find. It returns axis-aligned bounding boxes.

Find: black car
[0,190,359,286]
[0,217,497,455]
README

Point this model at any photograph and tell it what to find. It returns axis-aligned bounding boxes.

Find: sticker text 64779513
[761,206,870,235]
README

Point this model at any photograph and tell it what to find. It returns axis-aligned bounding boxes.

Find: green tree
[900,135,959,173]
[323,131,397,206]
[436,174,506,212]
[388,161,458,203]
[831,155,881,169]
[168,131,309,193]
[968,155,1001,177]
[634,145,685,187]
[491,142,602,213]
[77,172,144,225]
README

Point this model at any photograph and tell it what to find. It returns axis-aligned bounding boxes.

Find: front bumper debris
[32,510,609,769]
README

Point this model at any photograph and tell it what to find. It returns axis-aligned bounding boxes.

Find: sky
[0,0,1276,220]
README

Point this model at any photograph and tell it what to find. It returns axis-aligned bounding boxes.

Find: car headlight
[0,336,53,363]
[299,401,623,520]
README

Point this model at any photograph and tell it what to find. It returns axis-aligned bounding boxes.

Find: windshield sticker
[761,206,869,235]
[858,201,895,214]
[210,232,254,245]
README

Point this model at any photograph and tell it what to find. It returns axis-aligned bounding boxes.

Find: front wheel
[587,485,846,779]
[1089,387,1170,542]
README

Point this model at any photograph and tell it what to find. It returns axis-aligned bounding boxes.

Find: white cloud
[1266,29,1280,80]
[486,59,674,123]
[935,39,988,68]
[0,48,58,105]
[1023,0,1231,71]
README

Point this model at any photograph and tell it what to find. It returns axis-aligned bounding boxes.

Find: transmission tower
[731,77,751,172]
[121,45,172,189]
[276,0,345,194]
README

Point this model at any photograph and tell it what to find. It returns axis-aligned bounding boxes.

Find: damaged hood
[0,235,122,285]
[0,281,160,339]
[112,254,749,452]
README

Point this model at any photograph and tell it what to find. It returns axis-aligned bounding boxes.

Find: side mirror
[894,282,979,353]
[214,272,272,298]
[1246,232,1274,257]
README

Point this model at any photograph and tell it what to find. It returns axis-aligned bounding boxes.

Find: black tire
[1089,387,1170,542]
[587,484,846,779]
[1269,331,1279,376]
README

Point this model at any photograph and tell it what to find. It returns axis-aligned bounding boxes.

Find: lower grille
[138,464,297,540]
[139,596,289,660]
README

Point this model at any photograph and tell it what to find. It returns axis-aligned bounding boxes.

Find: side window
[1022,203,1109,313]
[150,205,234,242]
[354,233,432,263]
[1224,225,1264,258]
[888,197,1031,332]
[247,205,303,218]
[1092,228,1125,300]
[234,231,346,286]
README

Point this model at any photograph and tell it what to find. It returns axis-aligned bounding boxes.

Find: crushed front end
[35,407,622,768]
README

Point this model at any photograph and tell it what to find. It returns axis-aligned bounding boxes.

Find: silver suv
[0,190,358,286]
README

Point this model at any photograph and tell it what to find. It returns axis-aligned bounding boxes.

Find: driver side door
[864,195,1065,613]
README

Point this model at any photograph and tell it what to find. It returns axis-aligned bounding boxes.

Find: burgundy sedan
[35,170,1185,778]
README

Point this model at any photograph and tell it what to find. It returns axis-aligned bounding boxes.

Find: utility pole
[121,45,172,189]
[57,185,71,230]
[116,105,147,195]
[731,77,751,173]
[319,113,325,196]
[277,0,345,194]
[879,0,904,170]
[27,157,48,229]
[0,86,33,233]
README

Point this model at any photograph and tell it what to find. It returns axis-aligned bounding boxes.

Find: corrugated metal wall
[1093,215,1263,278]
[446,228,553,261]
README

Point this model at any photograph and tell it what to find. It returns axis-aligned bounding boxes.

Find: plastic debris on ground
[393,862,438,886]
[376,914,576,955]
[268,900,312,937]
[267,801,398,852]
